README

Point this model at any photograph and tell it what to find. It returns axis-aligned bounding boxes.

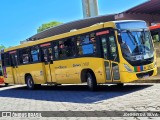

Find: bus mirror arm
[114,29,122,44]
[118,35,122,44]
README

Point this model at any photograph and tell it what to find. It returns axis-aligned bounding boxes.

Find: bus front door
[41,46,56,83]
[100,33,120,82]
[10,52,20,84]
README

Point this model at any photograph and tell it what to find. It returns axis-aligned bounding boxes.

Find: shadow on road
[0,84,152,103]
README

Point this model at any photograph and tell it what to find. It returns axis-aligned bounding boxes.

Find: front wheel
[26,76,35,90]
[87,72,97,91]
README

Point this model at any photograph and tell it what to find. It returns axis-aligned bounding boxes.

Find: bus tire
[87,72,97,91]
[26,75,35,90]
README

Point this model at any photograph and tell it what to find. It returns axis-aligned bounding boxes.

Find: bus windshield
[116,21,154,64]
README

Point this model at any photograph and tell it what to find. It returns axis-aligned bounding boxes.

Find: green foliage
[0,45,5,50]
[37,21,63,33]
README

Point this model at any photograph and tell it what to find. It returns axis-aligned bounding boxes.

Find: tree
[37,21,63,33]
[0,44,5,50]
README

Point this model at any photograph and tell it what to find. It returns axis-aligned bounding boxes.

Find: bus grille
[136,70,153,79]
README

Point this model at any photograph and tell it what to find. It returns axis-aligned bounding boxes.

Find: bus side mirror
[114,29,122,44]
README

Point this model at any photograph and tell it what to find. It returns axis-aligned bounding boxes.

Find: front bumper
[120,67,157,83]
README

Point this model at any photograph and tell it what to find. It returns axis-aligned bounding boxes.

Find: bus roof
[4,20,148,52]
[4,21,115,52]
[149,24,160,30]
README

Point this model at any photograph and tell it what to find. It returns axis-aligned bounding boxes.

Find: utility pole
[82,0,98,18]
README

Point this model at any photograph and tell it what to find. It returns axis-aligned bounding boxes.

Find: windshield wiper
[126,30,138,46]
[141,29,146,45]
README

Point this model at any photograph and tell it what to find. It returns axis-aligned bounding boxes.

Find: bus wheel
[87,72,97,91]
[26,76,35,90]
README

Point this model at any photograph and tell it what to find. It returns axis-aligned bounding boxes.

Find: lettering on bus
[73,64,81,67]
[55,66,67,69]
[82,62,89,67]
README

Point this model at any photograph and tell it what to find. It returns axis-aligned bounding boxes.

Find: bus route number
[82,62,89,67]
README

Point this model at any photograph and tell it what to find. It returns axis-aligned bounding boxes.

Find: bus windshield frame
[116,21,154,66]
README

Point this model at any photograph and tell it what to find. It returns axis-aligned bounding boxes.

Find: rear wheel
[26,75,35,90]
[87,72,97,91]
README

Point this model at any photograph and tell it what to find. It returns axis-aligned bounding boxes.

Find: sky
[0,0,147,47]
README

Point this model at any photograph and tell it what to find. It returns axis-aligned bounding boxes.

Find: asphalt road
[0,83,160,120]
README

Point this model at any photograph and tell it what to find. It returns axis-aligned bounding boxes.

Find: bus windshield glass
[116,21,154,62]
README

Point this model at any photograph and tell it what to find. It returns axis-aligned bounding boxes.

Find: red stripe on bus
[9,50,16,54]
[96,30,109,36]
[137,66,141,72]
[40,43,51,47]
[149,24,160,30]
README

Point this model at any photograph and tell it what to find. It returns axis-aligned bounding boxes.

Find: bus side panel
[54,58,106,84]
[54,60,76,84]
[80,58,106,84]
[4,67,15,84]
[18,63,46,84]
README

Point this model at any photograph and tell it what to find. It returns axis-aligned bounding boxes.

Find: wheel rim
[87,74,92,87]
[27,78,33,88]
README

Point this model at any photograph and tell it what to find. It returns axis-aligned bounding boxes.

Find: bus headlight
[124,64,133,72]
[154,62,157,67]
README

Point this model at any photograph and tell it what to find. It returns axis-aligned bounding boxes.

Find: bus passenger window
[23,54,29,64]
[19,48,31,64]
[42,49,48,62]
[59,38,75,58]
[108,36,118,61]
[31,46,39,62]
[59,41,65,58]
[48,48,53,61]
[101,37,108,59]
[53,44,59,59]
[76,36,83,56]
[81,33,96,55]
[2,53,10,66]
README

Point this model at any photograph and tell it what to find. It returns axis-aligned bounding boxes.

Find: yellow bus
[1,20,157,90]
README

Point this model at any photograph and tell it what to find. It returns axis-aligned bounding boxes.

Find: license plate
[143,64,153,71]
